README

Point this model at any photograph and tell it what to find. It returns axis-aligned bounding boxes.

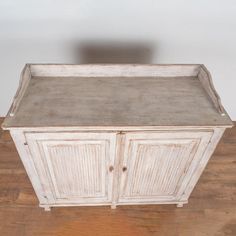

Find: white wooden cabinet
[2,64,233,211]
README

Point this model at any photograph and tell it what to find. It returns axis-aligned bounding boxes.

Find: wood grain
[3,76,232,128]
[2,64,232,129]
[29,64,200,77]
[0,118,236,236]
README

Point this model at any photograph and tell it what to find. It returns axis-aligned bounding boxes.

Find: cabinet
[2,64,233,211]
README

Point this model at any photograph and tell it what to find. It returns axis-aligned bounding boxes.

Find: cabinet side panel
[10,130,47,205]
[180,128,225,201]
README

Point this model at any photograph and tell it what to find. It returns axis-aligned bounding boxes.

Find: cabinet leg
[111,204,116,209]
[176,203,184,208]
[44,206,51,211]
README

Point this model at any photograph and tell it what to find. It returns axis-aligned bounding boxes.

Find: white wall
[0,0,235,118]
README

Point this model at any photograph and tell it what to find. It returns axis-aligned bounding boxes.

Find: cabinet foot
[176,203,184,208]
[44,206,51,211]
[111,204,116,209]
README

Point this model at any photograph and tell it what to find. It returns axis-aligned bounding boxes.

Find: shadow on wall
[76,41,155,64]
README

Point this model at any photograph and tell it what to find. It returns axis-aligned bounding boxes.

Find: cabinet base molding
[39,201,189,211]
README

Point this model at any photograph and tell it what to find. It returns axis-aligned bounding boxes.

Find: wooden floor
[0,118,235,236]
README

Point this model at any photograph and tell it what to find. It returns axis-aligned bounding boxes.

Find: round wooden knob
[109,166,114,172]
[122,166,127,172]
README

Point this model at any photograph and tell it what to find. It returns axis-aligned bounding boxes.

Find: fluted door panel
[119,131,212,203]
[25,132,116,204]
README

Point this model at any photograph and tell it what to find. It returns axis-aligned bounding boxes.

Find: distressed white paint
[29,64,200,77]
[118,131,213,203]
[2,64,233,129]
[10,128,226,210]
[25,132,116,205]
[3,64,233,211]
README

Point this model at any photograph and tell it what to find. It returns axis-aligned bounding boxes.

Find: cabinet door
[25,132,116,205]
[118,131,213,203]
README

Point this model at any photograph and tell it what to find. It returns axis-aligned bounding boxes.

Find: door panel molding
[118,131,213,203]
[25,132,116,204]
